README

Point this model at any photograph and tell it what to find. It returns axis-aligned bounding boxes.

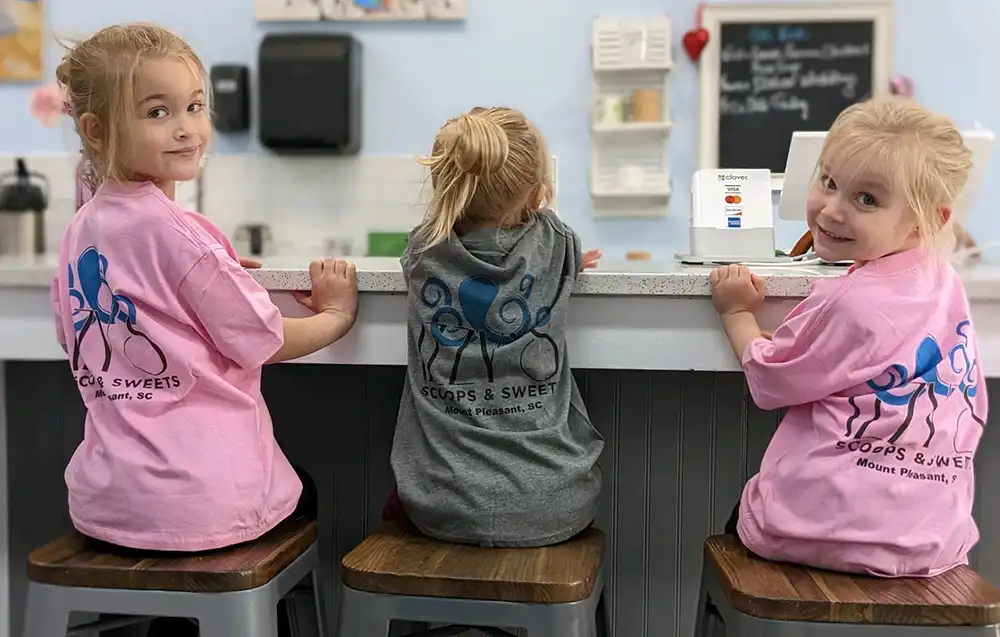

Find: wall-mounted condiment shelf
[590,17,673,218]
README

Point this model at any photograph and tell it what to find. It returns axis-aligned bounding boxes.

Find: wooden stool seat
[27,514,317,593]
[704,534,1000,626]
[340,519,604,604]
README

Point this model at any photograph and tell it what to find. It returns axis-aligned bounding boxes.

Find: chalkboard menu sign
[715,20,877,173]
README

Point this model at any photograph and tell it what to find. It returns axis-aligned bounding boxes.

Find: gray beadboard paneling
[4,362,999,637]
[971,383,1000,575]
[6,362,82,637]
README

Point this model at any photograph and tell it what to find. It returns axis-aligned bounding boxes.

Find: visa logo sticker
[727,217,741,228]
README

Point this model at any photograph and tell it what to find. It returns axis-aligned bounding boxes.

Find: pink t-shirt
[50,180,301,551]
[738,248,986,577]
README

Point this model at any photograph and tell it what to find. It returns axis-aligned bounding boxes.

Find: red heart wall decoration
[683,28,709,62]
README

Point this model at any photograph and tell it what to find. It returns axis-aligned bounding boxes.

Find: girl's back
[394,212,603,547]
[54,180,301,551]
[737,252,985,576]
[390,107,603,547]
[45,24,362,554]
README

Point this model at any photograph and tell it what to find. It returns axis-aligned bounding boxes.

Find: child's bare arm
[50,276,68,353]
[720,311,765,360]
[267,312,354,363]
[710,265,766,359]
[266,259,358,364]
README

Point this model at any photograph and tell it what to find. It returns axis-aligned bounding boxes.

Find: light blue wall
[0,0,996,256]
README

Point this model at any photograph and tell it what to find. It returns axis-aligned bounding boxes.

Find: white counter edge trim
[4,286,1000,377]
[249,267,827,297]
[8,255,1000,299]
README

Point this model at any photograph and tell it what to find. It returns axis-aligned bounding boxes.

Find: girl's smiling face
[805,157,920,263]
[124,57,210,186]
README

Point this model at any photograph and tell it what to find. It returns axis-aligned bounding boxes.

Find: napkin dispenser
[689,168,774,259]
[258,33,362,154]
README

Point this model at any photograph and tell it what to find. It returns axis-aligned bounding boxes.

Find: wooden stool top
[341,520,604,603]
[27,514,316,593]
[705,534,1000,626]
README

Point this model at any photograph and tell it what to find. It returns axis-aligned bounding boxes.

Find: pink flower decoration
[30,82,70,127]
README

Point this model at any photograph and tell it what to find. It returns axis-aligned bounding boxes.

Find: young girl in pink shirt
[710,98,985,577]
[50,23,357,565]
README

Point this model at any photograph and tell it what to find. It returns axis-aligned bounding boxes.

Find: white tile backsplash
[0,151,558,258]
[0,153,199,254]
[201,154,428,255]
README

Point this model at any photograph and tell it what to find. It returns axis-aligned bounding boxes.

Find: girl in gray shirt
[389,106,604,547]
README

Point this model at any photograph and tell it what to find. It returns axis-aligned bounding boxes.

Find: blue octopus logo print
[846,320,983,449]
[416,274,558,384]
[68,246,167,375]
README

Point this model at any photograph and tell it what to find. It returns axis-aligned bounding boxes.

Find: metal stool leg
[22,582,69,637]
[337,584,391,637]
[197,594,280,637]
[336,606,390,637]
[311,569,326,636]
[521,598,596,637]
[693,589,710,636]
[521,613,592,637]
[693,567,718,637]
[596,594,610,637]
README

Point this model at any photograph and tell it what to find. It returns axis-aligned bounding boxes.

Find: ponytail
[415,110,510,247]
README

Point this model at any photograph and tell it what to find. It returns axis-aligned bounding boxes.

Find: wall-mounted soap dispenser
[258,33,362,154]
[210,64,251,133]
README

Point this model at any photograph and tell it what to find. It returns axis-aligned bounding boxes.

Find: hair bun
[448,112,510,177]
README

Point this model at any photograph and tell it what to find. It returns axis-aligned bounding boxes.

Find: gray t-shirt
[391,212,604,547]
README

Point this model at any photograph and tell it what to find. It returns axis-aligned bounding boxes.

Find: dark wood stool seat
[704,534,1000,626]
[27,513,317,593]
[340,519,604,604]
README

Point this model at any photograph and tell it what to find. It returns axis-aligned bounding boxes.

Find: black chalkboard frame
[696,1,893,185]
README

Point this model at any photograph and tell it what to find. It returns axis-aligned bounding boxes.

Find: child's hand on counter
[582,249,602,270]
[238,256,262,269]
[710,264,764,316]
[293,259,359,325]
[267,259,359,364]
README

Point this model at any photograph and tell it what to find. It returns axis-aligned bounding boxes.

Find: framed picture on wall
[254,0,323,21]
[0,0,42,81]
[254,0,466,22]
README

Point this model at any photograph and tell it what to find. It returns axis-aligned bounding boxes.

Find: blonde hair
[415,106,553,247]
[818,98,973,254]
[56,23,207,191]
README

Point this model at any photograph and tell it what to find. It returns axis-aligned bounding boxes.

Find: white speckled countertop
[250,256,845,297]
[5,253,1000,299]
[0,253,838,298]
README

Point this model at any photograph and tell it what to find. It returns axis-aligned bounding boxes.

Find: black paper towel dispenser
[258,33,361,154]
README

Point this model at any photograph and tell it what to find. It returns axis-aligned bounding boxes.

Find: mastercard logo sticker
[725,195,742,204]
